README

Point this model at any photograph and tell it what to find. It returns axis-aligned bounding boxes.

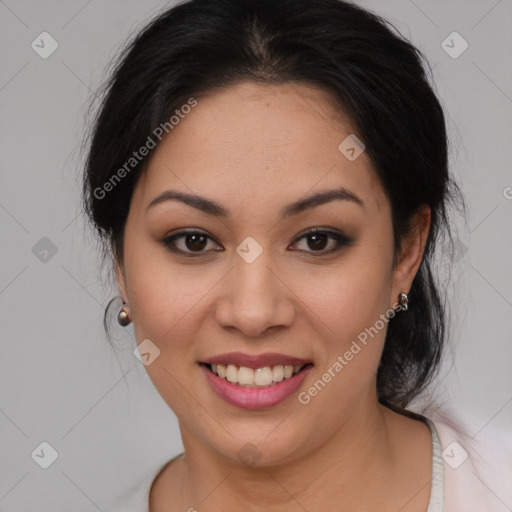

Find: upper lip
[201,352,313,369]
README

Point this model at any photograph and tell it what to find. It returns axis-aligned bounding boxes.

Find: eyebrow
[146,186,364,218]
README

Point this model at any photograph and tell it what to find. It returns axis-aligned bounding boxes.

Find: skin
[115,81,433,511]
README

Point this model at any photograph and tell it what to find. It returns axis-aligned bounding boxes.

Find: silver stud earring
[398,292,409,312]
[118,302,132,326]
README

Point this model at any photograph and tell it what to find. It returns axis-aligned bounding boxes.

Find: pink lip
[201,351,312,369]
[199,363,313,410]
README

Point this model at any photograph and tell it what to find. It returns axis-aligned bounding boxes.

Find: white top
[104,415,512,511]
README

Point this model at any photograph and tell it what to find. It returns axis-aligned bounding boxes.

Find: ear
[114,259,128,302]
[390,204,431,305]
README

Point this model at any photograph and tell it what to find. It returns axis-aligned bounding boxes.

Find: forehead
[133,81,386,216]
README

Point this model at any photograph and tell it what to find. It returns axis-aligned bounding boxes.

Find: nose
[214,249,295,338]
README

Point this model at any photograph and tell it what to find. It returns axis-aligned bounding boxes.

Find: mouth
[199,362,313,388]
[198,352,314,410]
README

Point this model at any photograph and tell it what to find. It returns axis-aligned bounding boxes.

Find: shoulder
[427,409,512,512]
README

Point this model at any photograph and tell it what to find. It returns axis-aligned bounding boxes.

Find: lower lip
[199,364,313,410]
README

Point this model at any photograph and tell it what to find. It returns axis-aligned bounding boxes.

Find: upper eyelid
[163,228,349,253]
[164,227,344,241]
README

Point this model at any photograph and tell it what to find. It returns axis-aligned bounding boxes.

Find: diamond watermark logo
[134,338,161,366]
[31,441,59,469]
[31,32,59,59]
[338,134,365,161]
[236,236,263,263]
[442,441,468,469]
[32,237,58,263]
[237,442,262,466]
[441,32,468,59]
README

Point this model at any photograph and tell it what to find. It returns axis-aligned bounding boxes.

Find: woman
[82,0,511,510]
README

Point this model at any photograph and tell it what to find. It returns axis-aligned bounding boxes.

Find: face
[115,81,427,466]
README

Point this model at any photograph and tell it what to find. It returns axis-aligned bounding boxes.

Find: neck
[177,398,404,511]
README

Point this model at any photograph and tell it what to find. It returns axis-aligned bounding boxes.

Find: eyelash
[161,228,353,258]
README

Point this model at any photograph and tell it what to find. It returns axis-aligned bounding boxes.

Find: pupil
[309,233,327,250]
[187,234,207,251]
[184,233,328,252]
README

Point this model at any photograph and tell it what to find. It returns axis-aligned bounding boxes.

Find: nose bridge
[236,248,275,299]
[233,244,279,315]
[215,238,294,337]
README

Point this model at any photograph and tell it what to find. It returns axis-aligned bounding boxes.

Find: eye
[162,230,223,257]
[289,228,353,255]
[162,227,353,258]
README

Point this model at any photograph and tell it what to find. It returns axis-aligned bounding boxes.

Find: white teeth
[272,365,284,382]
[217,364,226,379]
[254,367,273,386]
[238,367,254,386]
[209,363,307,388]
[226,364,239,384]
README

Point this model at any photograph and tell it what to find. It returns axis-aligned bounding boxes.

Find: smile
[205,363,308,388]
[198,353,314,409]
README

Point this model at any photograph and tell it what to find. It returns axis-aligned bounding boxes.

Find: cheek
[129,270,205,346]
[125,261,208,413]
[122,235,207,350]
[293,269,392,417]
[293,245,394,388]
[297,255,392,337]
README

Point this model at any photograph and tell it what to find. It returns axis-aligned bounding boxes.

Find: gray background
[1,0,511,509]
